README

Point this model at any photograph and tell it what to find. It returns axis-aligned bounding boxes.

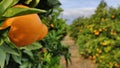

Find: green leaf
[104,46,112,53]
[0,39,3,46]
[20,62,29,68]
[10,0,19,7]
[0,48,6,68]
[5,54,10,65]
[25,0,32,4]
[12,55,21,64]
[48,0,61,7]
[28,63,32,68]
[20,42,42,51]
[4,37,18,48]
[29,0,40,7]
[1,44,20,56]
[0,0,19,16]
[37,64,42,68]
[23,50,34,60]
[2,7,46,17]
[44,53,51,62]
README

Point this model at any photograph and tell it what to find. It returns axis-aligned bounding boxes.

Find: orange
[93,30,97,33]
[114,63,119,67]
[41,48,47,53]
[109,62,113,65]
[0,18,15,30]
[111,15,115,19]
[101,41,107,46]
[37,24,48,41]
[98,28,102,32]
[98,50,102,53]
[14,4,29,8]
[110,31,117,35]
[99,60,102,63]
[101,18,105,21]
[50,24,54,28]
[95,53,99,57]
[92,60,96,63]
[8,14,43,47]
[79,29,82,32]
[88,56,93,60]
[92,55,96,59]
[94,31,100,36]
[2,5,48,47]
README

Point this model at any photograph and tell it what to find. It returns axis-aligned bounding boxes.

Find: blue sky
[59,0,120,24]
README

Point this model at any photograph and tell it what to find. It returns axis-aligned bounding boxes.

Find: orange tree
[69,17,89,41]
[0,0,70,68]
[70,0,120,68]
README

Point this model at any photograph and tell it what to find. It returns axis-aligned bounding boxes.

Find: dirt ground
[60,35,97,68]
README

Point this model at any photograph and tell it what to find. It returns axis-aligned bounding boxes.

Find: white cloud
[63,8,95,17]
[60,8,96,24]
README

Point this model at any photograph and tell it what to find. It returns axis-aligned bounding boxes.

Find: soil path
[60,35,97,68]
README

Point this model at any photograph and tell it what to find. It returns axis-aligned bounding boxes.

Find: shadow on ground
[60,35,97,68]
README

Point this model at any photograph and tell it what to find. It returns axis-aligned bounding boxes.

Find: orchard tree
[69,0,120,67]
[0,0,70,68]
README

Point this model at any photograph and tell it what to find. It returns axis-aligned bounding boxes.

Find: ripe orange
[8,14,43,47]
[0,18,15,30]
[14,4,29,8]
[50,24,54,28]
[94,31,100,36]
[41,48,47,53]
[2,5,48,47]
[114,63,119,67]
[95,53,99,57]
[92,55,96,59]
[98,28,102,32]
[88,56,93,60]
[92,60,96,63]
[110,31,117,35]
[101,18,105,21]
[37,24,48,41]
[93,30,97,33]
[97,49,102,53]
[111,15,115,19]
[99,59,102,63]
[79,29,82,32]
[109,62,113,65]
[101,41,107,46]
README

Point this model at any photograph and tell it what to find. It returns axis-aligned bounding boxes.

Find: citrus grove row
[0,0,70,68]
[69,0,120,68]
